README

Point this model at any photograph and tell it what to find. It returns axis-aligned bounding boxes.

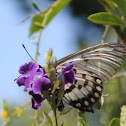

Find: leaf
[109,118,120,126]
[88,12,125,26]
[112,0,126,14]
[29,0,71,36]
[32,0,40,12]
[44,0,71,26]
[43,112,53,126]
[29,12,46,37]
[77,111,90,126]
[58,107,72,117]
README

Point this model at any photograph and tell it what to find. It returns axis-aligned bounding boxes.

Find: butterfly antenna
[22,44,35,61]
[14,75,21,81]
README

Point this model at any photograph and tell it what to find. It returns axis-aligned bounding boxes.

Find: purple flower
[33,77,51,94]
[16,61,75,110]
[29,91,45,110]
[61,62,75,84]
[17,62,45,91]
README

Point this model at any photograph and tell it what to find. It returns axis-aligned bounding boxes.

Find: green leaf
[44,0,71,26]
[29,13,45,36]
[112,0,126,14]
[29,0,71,36]
[58,107,72,117]
[32,0,40,12]
[109,118,120,126]
[43,112,53,126]
[88,12,125,26]
[77,111,90,126]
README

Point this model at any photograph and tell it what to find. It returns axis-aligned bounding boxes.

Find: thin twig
[101,25,109,44]
[34,29,43,62]
[110,72,126,80]
[34,0,62,62]
[113,26,126,48]
[16,3,53,26]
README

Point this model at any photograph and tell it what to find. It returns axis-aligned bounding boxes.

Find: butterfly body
[56,43,126,112]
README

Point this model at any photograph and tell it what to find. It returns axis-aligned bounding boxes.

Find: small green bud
[34,22,44,28]
[32,0,41,12]
[51,56,57,67]
[56,76,65,107]
[120,105,126,126]
[16,106,24,118]
[44,63,50,73]
[45,48,52,62]
[51,80,60,94]
[49,68,56,81]
[3,99,7,110]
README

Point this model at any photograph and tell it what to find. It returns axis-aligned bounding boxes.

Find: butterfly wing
[56,43,126,112]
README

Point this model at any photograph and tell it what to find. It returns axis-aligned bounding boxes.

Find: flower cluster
[16,61,75,110]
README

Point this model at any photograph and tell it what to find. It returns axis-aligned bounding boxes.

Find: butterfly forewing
[56,43,126,112]
[57,43,126,82]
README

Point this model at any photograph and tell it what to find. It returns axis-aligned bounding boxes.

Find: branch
[101,25,109,43]
[110,72,126,80]
[113,26,126,48]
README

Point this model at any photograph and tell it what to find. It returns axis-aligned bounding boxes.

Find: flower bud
[44,63,49,73]
[1,100,8,120]
[51,56,57,67]
[16,106,24,118]
[1,109,8,120]
[121,105,126,126]
[45,48,52,62]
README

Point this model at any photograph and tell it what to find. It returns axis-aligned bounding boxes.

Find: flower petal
[33,77,51,94]
[18,62,38,74]
[29,91,44,110]
[62,62,74,74]
[24,76,34,91]
[16,77,26,86]
[64,70,75,84]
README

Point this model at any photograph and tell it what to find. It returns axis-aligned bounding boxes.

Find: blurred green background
[0,0,126,125]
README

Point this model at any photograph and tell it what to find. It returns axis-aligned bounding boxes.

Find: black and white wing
[56,43,126,112]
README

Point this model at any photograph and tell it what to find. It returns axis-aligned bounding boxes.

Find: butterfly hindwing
[57,65,103,112]
[56,43,126,112]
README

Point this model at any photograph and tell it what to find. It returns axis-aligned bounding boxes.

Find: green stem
[53,108,58,126]
[34,29,42,62]
[35,110,39,126]
[113,26,126,48]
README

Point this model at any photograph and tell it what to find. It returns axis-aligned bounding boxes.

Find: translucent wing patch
[56,43,126,112]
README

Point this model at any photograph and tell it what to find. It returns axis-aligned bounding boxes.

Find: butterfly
[56,43,126,113]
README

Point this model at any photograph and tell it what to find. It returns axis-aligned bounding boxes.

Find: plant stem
[101,25,109,43]
[35,29,42,62]
[113,26,126,48]
[111,72,126,79]
[35,110,40,126]
[53,108,58,126]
